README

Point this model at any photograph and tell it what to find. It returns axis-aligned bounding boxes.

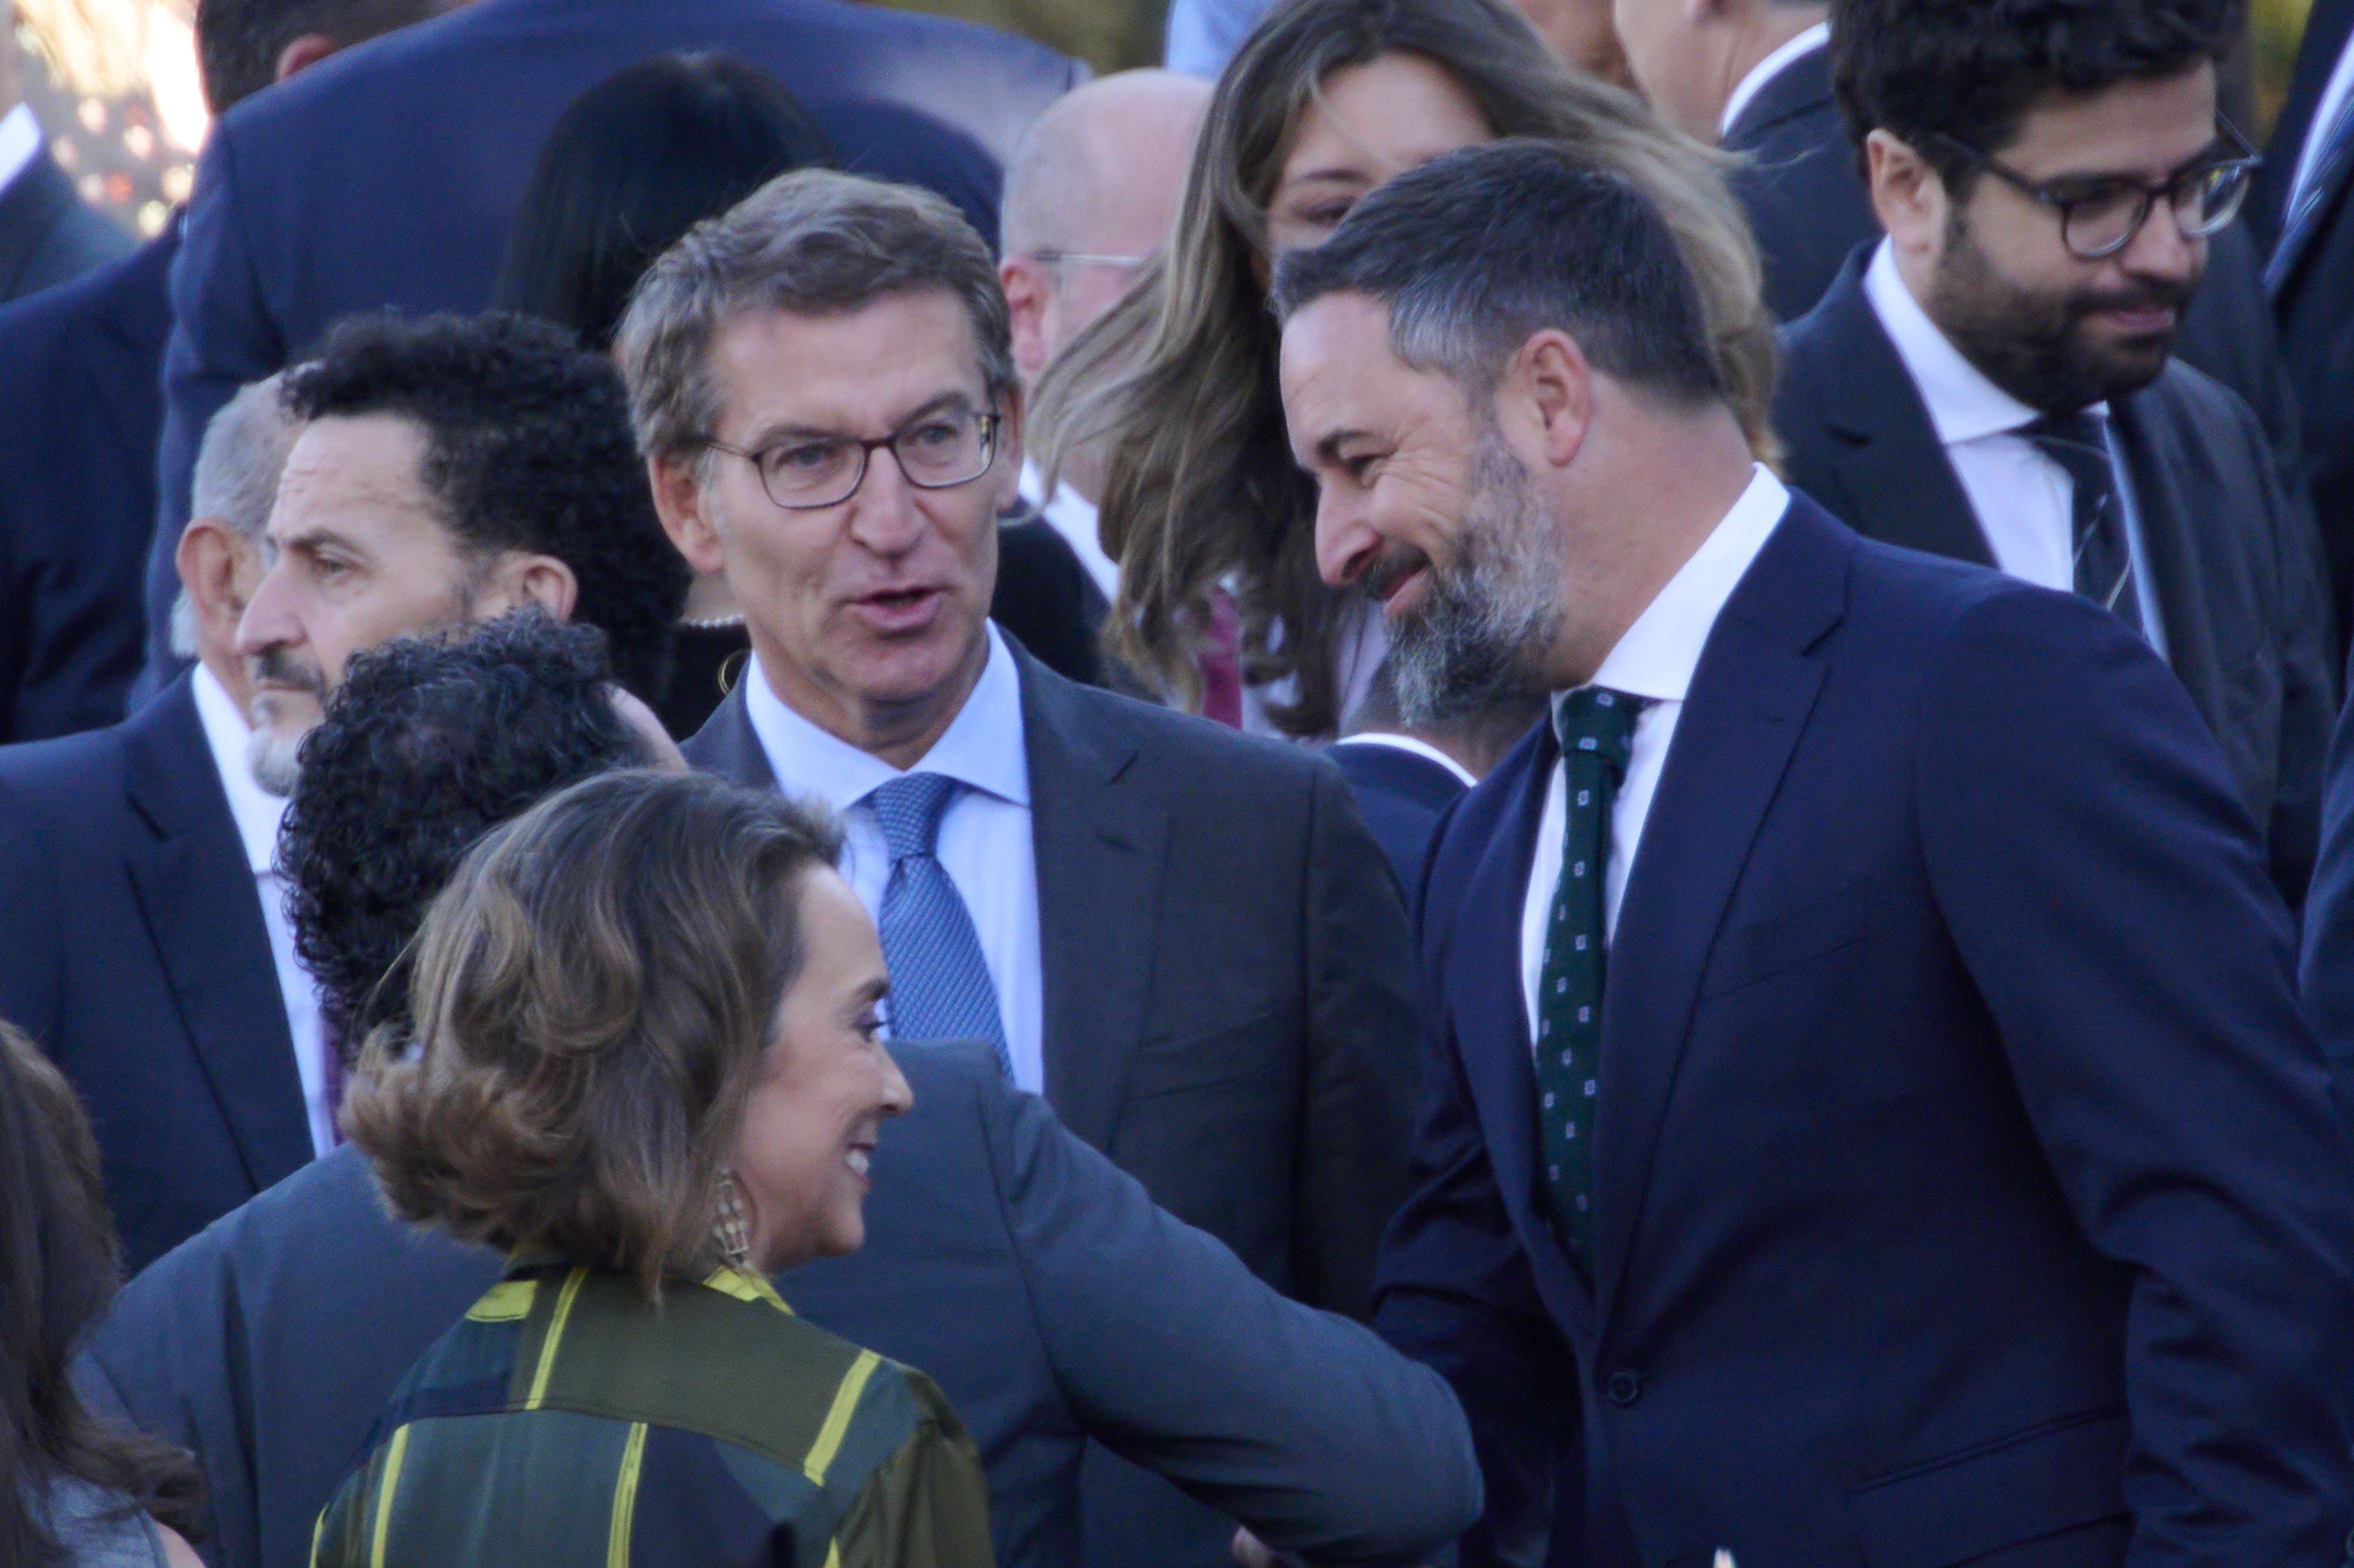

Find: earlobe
[1000,260,1052,381]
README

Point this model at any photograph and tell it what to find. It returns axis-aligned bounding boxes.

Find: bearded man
[1275,137,2354,1567]
[1771,0,2333,910]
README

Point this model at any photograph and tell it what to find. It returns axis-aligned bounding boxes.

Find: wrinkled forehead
[706,289,991,438]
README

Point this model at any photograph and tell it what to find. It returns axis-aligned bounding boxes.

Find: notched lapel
[2107,392,2224,728]
[1592,507,1846,1327]
[1020,654,1172,1150]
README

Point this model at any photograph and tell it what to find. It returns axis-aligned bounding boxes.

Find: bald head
[1000,70,1209,385]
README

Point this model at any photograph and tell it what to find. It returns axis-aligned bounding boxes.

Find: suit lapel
[2109,391,2225,736]
[1019,650,1170,1149]
[680,681,778,788]
[1593,502,1847,1327]
[1447,728,1598,1336]
[119,680,311,1190]
[1809,257,1995,570]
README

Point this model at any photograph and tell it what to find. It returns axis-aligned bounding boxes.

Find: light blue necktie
[869,771,1014,1080]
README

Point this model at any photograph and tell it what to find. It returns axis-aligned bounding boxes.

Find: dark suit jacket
[2255,0,2354,631]
[0,150,133,303]
[1724,41,2303,491]
[1774,251,2336,907]
[78,1043,1481,1568]
[996,509,1108,689]
[0,671,308,1269]
[0,223,175,742]
[1329,739,1468,898]
[1376,493,2354,1568]
[141,0,1079,691]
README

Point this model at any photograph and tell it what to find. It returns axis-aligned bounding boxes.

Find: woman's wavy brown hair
[344,770,842,1299]
[1029,0,1777,735]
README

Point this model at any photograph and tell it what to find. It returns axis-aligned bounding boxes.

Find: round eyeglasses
[709,409,1003,511]
[1928,121,2260,261]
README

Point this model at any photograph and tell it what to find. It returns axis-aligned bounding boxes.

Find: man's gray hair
[170,373,297,657]
[616,168,1015,465]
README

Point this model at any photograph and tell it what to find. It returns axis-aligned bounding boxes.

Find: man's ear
[1503,328,1596,472]
[648,454,731,575]
[480,553,580,621]
[992,384,1026,510]
[273,32,342,82]
[1000,257,1055,383]
[1866,128,1947,263]
[176,520,252,658]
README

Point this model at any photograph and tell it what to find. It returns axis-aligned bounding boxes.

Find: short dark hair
[1271,139,1723,407]
[344,771,843,1298]
[194,0,440,114]
[0,1023,204,1566]
[493,54,834,353]
[278,611,655,1047]
[1830,0,2246,190]
[281,312,690,699]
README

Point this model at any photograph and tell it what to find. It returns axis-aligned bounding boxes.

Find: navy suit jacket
[142,0,1080,689]
[0,671,309,1269]
[0,223,174,742]
[1774,250,2336,908]
[1376,494,2354,1567]
[0,150,134,303]
[78,1042,1481,1568]
[1329,739,1469,897]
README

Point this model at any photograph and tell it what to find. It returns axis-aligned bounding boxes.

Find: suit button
[1607,1370,1641,1407]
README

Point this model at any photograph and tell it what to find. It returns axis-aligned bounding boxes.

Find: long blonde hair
[1031,0,1776,735]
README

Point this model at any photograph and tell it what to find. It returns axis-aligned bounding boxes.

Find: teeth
[845,1150,869,1176]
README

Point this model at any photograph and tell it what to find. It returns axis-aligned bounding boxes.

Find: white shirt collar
[0,106,43,199]
[1581,464,1789,707]
[742,623,1030,814]
[191,663,289,876]
[1334,732,1479,788]
[1720,21,1830,138]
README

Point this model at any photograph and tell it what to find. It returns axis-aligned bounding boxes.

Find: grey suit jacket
[1775,251,2338,907]
[78,1043,1479,1568]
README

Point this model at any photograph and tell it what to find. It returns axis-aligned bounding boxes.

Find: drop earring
[713,1170,753,1271]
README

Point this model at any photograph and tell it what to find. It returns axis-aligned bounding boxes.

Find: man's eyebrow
[1312,427,1374,464]
[744,391,978,449]
[2042,137,2238,187]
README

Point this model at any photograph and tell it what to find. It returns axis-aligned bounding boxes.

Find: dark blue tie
[2025,411,2143,638]
[868,772,1013,1079]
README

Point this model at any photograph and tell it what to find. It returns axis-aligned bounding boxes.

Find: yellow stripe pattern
[526,1267,587,1410]
[370,1424,411,1568]
[802,1350,879,1484]
[701,1266,792,1314]
[606,1421,648,1568]
[465,1280,538,1322]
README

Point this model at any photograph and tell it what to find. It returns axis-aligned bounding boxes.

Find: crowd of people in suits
[6,0,2354,1560]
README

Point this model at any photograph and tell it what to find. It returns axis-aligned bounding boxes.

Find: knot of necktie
[868,771,961,863]
[1555,686,1644,778]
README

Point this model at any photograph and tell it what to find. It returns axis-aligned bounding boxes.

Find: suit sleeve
[1918,585,2354,1566]
[979,1069,1481,1564]
[0,774,67,1047]
[152,126,281,683]
[1294,756,1421,1318]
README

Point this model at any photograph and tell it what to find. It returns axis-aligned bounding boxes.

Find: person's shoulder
[1026,655,1335,791]
[0,709,134,799]
[2130,358,2271,460]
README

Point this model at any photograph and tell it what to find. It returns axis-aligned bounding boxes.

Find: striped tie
[869,772,1014,1080]
[2026,411,2143,638]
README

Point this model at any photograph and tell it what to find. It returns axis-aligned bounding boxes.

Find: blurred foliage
[2255,0,2316,136]
[864,0,1171,74]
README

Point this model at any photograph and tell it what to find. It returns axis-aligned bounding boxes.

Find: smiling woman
[316,770,991,1568]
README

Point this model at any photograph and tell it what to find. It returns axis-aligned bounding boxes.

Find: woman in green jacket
[312,770,992,1568]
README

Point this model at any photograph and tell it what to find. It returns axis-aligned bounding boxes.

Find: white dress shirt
[1720,21,1830,138]
[1018,458,1120,602]
[743,625,1046,1092]
[0,105,42,199]
[190,664,337,1156]
[1519,465,1788,1041]
[1862,241,2166,653]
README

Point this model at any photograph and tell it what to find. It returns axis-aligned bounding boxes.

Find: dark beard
[1387,434,1563,727]
[1927,206,2197,415]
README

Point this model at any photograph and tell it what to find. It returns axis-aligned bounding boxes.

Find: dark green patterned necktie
[1536,686,1643,1280]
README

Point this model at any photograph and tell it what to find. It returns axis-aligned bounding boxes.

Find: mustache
[248,646,327,697]
[1359,541,1434,607]
[2066,277,2195,321]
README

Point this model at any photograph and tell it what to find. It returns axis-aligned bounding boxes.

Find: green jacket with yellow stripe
[310,1257,996,1568]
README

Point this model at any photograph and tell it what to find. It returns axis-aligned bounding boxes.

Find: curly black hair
[277,611,656,1049]
[1830,0,2245,189]
[281,311,690,701]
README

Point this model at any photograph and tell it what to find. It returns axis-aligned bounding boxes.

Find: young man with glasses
[1771,0,2335,909]
[620,168,1421,1567]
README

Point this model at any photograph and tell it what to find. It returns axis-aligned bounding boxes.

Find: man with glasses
[1771,0,2334,908]
[620,168,1421,1568]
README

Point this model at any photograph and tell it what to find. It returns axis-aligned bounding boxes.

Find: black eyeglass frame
[707,408,1005,511]
[1925,120,2260,261]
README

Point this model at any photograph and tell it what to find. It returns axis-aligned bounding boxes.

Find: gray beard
[1388,433,1565,728]
[247,722,307,797]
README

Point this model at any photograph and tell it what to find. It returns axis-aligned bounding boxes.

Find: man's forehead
[270,414,439,539]
[710,291,987,430]
[1281,294,1424,433]
[2001,67,2219,178]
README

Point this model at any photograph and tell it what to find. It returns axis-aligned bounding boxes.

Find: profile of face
[235,414,577,791]
[1608,0,1727,137]
[1262,52,1494,256]
[650,289,1016,756]
[729,868,914,1274]
[1282,291,1565,723]
[1893,66,2219,414]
